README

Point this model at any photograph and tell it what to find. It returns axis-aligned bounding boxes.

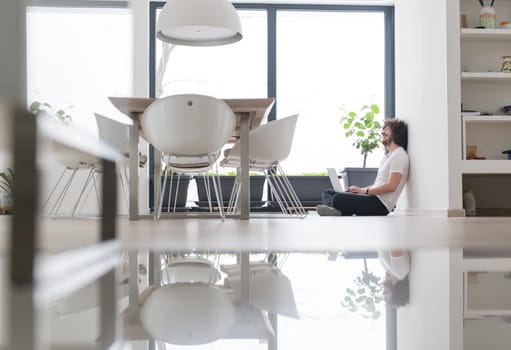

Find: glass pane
[276,11,386,174]
[26,6,133,132]
[156,10,267,99]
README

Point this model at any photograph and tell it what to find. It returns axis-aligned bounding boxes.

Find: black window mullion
[267,7,277,122]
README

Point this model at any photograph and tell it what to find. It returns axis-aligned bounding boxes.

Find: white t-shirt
[373,146,409,212]
[377,251,410,280]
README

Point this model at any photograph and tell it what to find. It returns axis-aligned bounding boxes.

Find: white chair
[41,114,131,217]
[40,120,101,217]
[220,114,306,217]
[94,113,131,209]
[141,94,236,220]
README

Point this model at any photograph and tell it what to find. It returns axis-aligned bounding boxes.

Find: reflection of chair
[143,252,233,345]
[221,261,299,319]
[161,255,221,284]
[220,114,306,216]
[141,94,236,220]
[141,283,237,345]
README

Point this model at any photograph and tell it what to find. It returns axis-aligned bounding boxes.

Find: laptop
[326,168,344,192]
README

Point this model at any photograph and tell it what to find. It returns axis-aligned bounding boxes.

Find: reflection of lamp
[156,0,242,46]
[140,284,237,345]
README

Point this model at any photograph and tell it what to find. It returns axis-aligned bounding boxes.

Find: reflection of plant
[0,168,14,198]
[29,101,72,123]
[342,259,384,320]
[340,104,382,168]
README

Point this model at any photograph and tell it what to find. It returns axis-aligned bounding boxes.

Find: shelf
[463,258,511,271]
[461,160,511,173]
[461,72,511,81]
[461,28,511,40]
[465,310,511,317]
[463,115,511,123]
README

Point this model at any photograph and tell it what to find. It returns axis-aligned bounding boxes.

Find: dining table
[108,96,275,221]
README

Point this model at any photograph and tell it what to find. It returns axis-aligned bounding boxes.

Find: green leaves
[340,103,383,168]
[30,100,72,123]
[0,168,14,198]
[341,267,384,320]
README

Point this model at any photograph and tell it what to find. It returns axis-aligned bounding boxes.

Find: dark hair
[385,274,410,308]
[383,119,408,151]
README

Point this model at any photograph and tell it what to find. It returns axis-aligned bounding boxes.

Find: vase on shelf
[479,6,496,29]
[463,186,477,217]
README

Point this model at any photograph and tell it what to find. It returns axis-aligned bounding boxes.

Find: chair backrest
[94,113,130,155]
[229,114,299,164]
[141,94,236,157]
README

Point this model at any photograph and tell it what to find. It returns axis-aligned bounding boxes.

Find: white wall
[394,1,465,348]
[394,0,461,214]
[397,249,463,350]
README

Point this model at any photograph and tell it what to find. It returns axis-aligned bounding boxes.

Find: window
[154,9,267,99]
[276,10,386,173]
[150,3,393,175]
[26,5,133,131]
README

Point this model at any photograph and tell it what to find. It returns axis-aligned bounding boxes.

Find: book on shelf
[462,110,492,117]
[462,110,481,116]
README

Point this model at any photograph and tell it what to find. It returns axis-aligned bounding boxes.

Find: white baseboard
[390,208,466,217]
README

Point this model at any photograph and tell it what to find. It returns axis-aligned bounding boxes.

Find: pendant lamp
[156,0,242,46]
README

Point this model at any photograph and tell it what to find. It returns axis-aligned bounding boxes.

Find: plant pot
[0,194,13,214]
[281,176,332,207]
[195,176,265,208]
[340,167,378,189]
[150,175,191,211]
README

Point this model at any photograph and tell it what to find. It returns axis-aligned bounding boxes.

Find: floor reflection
[50,252,388,349]
[3,248,511,349]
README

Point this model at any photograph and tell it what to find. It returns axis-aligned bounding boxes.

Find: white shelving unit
[459,1,511,220]
[459,7,511,348]
[462,258,511,318]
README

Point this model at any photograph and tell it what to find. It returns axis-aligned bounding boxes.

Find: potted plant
[195,171,265,209]
[150,170,192,212]
[0,168,14,214]
[283,172,332,208]
[29,100,72,123]
[339,103,382,188]
[342,258,384,320]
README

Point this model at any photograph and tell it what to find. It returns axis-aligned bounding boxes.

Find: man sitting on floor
[317,118,409,216]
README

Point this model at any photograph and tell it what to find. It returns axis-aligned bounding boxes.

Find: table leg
[127,251,139,323]
[153,148,162,216]
[129,118,140,220]
[240,252,250,317]
[239,114,250,220]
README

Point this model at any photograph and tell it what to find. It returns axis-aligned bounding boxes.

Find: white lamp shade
[156,0,242,46]
[140,284,236,345]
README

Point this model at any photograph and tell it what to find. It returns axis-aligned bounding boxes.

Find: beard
[381,137,392,147]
